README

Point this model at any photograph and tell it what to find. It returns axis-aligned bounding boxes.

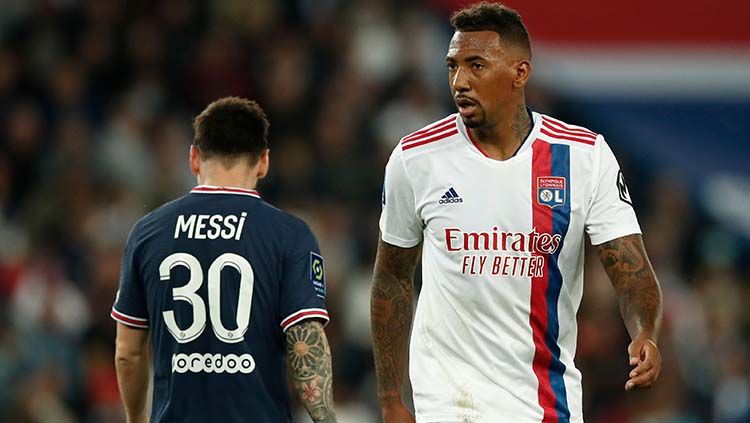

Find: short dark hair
[193,97,269,164]
[450,2,531,57]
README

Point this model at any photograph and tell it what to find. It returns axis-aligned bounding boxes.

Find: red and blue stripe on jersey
[530,140,572,423]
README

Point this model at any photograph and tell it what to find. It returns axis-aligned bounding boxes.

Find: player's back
[112,186,329,423]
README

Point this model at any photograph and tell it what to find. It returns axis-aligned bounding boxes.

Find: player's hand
[625,333,661,391]
[381,401,416,423]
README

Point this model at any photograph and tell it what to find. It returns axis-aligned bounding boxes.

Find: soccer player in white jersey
[371,3,663,423]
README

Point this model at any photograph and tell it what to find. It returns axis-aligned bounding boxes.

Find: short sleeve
[585,136,642,245]
[279,224,329,333]
[111,223,149,328]
[378,147,422,247]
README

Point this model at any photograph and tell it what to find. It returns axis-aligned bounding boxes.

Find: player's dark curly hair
[450,2,531,57]
[193,96,269,164]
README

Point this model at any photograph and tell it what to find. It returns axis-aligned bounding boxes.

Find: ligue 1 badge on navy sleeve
[537,176,566,208]
[310,252,326,299]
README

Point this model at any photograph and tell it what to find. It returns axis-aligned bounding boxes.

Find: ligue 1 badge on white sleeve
[617,170,633,205]
[537,176,566,208]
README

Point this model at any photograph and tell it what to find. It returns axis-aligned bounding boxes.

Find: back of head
[193,97,270,167]
[450,2,532,58]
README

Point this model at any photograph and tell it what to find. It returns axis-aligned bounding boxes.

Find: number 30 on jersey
[159,252,254,344]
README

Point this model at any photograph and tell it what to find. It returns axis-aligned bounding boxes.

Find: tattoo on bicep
[371,239,420,401]
[286,321,335,422]
[597,234,662,335]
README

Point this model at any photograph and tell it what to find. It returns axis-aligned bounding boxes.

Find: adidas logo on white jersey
[439,187,463,204]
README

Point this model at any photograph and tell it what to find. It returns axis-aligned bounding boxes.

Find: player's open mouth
[455,97,477,116]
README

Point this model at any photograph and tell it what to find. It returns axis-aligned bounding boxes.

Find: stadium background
[0,0,748,422]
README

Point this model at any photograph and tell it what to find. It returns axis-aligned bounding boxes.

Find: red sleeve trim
[280,308,329,332]
[111,308,149,329]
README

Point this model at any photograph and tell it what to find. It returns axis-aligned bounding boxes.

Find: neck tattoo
[511,104,532,144]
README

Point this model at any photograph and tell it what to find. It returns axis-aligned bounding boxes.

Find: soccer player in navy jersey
[112,97,336,423]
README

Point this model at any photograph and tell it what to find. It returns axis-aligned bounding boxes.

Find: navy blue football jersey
[111,185,329,423]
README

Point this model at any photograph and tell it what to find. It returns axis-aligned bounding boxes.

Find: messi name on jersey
[174,213,248,240]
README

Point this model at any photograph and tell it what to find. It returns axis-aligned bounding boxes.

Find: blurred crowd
[0,1,747,422]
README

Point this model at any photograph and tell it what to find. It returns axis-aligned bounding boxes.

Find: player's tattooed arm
[371,239,420,419]
[597,234,662,338]
[597,234,663,390]
[286,320,336,423]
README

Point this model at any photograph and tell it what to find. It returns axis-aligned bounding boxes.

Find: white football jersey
[379,111,640,423]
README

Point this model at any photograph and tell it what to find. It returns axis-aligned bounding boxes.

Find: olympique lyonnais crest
[537,176,566,208]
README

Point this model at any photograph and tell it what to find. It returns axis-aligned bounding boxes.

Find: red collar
[190,185,260,198]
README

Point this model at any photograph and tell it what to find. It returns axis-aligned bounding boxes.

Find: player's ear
[513,59,532,89]
[189,145,201,176]
[256,149,269,180]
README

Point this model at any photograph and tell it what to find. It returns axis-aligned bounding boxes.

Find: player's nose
[451,67,470,93]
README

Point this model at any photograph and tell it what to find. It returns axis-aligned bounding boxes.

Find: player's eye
[447,63,457,71]
[472,62,484,70]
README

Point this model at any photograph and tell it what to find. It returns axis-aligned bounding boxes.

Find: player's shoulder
[127,195,187,240]
[397,113,461,157]
[260,200,311,231]
[536,113,602,150]
[141,194,188,224]
[248,200,317,247]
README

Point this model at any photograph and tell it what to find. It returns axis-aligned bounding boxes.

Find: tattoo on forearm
[597,234,663,339]
[286,321,336,423]
[371,239,420,404]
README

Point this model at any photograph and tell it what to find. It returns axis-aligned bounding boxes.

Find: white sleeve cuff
[589,228,642,246]
[380,232,421,249]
